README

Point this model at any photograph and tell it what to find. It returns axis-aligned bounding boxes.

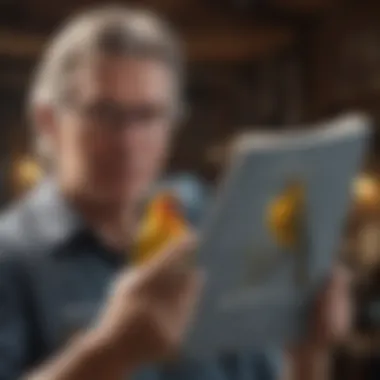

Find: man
[0,6,351,380]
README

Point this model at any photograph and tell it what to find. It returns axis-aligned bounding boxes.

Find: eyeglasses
[63,98,178,131]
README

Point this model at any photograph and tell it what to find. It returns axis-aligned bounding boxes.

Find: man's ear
[32,104,56,138]
[32,104,57,163]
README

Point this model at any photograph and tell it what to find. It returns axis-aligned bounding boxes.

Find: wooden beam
[0,26,295,62]
[0,70,31,89]
[187,26,294,62]
[273,0,334,10]
[272,0,339,13]
[0,30,44,58]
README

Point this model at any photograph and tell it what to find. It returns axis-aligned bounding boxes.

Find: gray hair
[29,6,184,164]
[29,5,184,114]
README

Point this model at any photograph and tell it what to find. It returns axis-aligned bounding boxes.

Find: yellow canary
[133,192,189,265]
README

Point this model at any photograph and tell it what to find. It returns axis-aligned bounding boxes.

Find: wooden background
[0,0,339,193]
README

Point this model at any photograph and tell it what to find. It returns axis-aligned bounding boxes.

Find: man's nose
[118,122,150,148]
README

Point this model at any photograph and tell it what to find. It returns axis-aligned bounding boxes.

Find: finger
[325,265,352,298]
[324,284,353,342]
[316,266,351,309]
[180,269,206,320]
[314,265,353,341]
[319,265,351,294]
[311,266,349,322]
[164,269,206,341]
[143,231,198,280]
[333,265,352,286]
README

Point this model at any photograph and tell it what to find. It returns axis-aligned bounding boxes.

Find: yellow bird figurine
[133,192,189,265]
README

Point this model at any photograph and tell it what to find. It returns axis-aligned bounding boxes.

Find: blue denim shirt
[0,179,283,379]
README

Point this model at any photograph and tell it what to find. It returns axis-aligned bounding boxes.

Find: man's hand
[27,233,204,380]
[94,232,204,371]
[285,266,352,380]
[309,266,352,348]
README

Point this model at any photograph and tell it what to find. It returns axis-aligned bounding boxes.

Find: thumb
[142,231,198,280]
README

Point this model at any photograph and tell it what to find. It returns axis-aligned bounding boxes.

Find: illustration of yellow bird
[133,192,189,265]
[267,182,305,249]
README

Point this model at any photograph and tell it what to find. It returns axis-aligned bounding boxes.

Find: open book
[185,113,371,358]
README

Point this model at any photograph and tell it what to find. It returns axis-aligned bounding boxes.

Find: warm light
[353,174,380,206]
[14,157,43,189]
[358,224,380,266]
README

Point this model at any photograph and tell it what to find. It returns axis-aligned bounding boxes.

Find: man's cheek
[143,138,169,166]
[151,150,168,179]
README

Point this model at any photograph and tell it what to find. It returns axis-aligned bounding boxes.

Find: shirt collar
[25,178,134,266]
[25,177,88,251]
[25,176,200,260]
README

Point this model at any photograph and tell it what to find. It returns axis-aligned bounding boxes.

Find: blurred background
[2,0,380,378]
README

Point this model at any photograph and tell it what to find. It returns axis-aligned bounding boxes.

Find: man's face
[46,56,177,203]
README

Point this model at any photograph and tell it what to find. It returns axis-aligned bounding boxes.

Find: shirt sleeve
[0,253,30,380]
